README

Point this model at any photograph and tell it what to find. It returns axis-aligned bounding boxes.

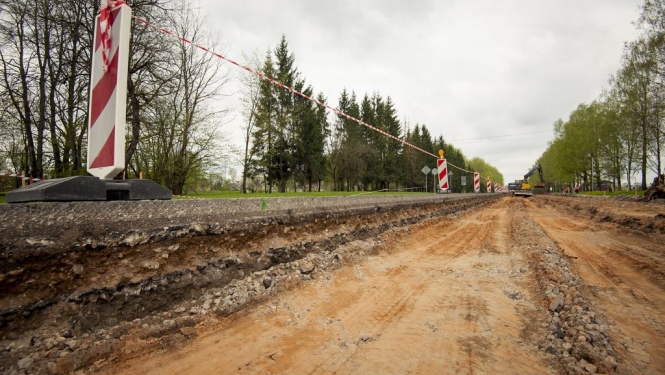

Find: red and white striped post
[474,172,480,193]
[7,1,170,202]
[486,176,492,193]
[87,1,131,179]
[437,150,449,192]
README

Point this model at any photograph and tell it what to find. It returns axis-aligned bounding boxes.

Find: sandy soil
[102,199,562,375]
[100,196,665,375]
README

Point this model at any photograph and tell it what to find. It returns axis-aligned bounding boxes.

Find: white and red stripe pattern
[474,172,480,193]
[87,1,131,179]
[486,177,492,193]
[437,159,449,191]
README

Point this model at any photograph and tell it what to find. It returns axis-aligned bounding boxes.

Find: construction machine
[507,181,522,193]
[513,164,547,197]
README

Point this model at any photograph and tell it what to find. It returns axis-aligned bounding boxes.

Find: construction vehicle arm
[523,164,544,183]
[517,164,546,196]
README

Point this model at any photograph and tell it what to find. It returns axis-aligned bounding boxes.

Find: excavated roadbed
[0,194,499,374]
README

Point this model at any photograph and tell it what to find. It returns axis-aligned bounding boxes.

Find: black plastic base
[6,176,172,203]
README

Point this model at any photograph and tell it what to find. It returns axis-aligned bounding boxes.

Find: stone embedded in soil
[141,260,160,270]
[562,342,573,353]
[563,357,577,364]
[256,255,272,270]
[589,331,604,344]
[123,231,151,247]
[17,357,34,370]
[263,277,273,289]
[72,264,84,275]
[549,294,564,312]
[180,327,197,337]
[46,362,58,375]
[601,356,617,371]
[299,260,315,274]
[175,316,196,328]
[584,363,598,373]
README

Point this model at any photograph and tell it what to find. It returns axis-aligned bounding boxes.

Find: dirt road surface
[2,194,664,374]
[98,196,665,375]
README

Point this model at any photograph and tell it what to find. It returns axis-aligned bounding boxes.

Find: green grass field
[174,190,432,200]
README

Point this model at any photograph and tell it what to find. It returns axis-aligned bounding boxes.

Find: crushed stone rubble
[514,214,619,375]
[0,195,493,254]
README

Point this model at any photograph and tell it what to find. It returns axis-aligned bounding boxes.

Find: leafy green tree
[467,156,503,193]
[239,51,262,194]
[131,0,229,195]
[533,1,664,192]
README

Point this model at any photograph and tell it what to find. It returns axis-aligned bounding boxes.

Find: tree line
[240,36,504,194]
[536,0,664,191]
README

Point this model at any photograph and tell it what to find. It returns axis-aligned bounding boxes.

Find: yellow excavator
[513,164,547,197]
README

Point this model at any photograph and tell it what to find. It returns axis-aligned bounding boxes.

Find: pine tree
[382,96,403,189]
[360,94,379,189]
[273,35,299,192]
[295,90,328,191]
[250,51,277,192]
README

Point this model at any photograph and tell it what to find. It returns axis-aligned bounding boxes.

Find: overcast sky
[195,0,643,183]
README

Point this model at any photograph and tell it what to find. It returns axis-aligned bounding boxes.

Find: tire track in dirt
[101,199,556,375]
[307,214,500,374]
[526,198,665,374]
